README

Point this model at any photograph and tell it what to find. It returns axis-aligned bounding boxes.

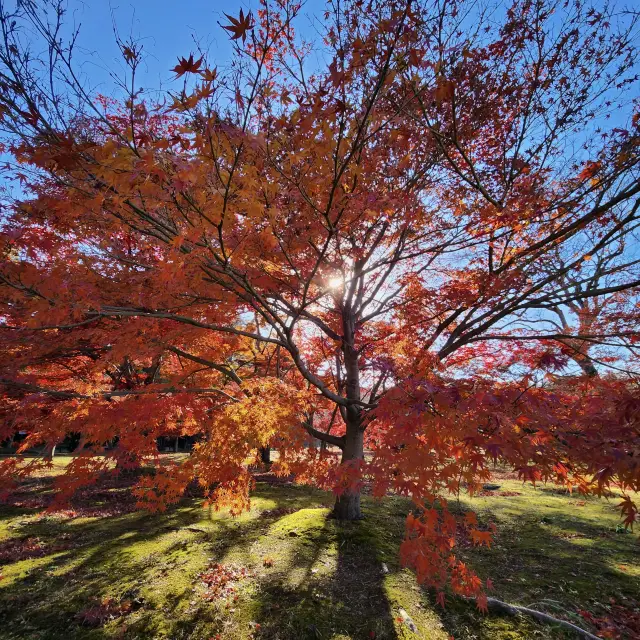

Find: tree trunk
[561,337,598,377]
[332,302,365,520]
[576,356,597,377]
[333,413,364,520]
[260,446,271,465]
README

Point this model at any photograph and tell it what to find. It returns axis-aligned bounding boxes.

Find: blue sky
[68,0,326,94]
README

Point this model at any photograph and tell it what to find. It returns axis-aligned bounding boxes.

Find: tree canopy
[1,0,639,606]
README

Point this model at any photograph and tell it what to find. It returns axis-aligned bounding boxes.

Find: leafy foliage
[0,0,639,606]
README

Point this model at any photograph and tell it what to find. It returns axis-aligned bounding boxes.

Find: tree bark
[332,302,366,520]
[333,420,364,519]
[333,305,364,520]
[575,355,598,377]
[260,446,271,465]
[560,336,598,378]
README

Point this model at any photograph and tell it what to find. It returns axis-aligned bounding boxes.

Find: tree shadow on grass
[0,501,215,638]
[0,483,396,640]
[248,506,400,640]
[5,480,634,640]
[0,488,300,639]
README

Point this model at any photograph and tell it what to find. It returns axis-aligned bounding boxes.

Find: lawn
[0,458,638,639]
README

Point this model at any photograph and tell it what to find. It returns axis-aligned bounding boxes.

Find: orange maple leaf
[434,78,455,104]
[470,529,492,548]
[578,160,601,181]
[464,511,478,527]
[617,495,638,529]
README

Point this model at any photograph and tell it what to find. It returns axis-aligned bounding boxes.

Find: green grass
[0,459,638,639]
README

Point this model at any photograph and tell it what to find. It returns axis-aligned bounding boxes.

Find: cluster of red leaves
[400,505,495,610]
[340,374,640,601]
[0,536,46,563]
[477,490,522,497]
[0,532,76,564]
[0,471,139,518]
[0,477,50,510]
[75,597,132,628]
[578,598,640,639]
[259,506,297,519]
[199,563,253,602]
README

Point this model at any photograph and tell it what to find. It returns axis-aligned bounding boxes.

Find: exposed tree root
[481,597,602,640]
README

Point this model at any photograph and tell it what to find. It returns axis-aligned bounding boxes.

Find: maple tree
[1,0,640,609]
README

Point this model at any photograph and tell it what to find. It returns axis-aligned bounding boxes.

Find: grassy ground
[0,458,638,640]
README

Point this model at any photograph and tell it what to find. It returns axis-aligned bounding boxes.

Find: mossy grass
[0,458,637,639]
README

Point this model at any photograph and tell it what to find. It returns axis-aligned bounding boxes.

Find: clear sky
[67,0,326,94]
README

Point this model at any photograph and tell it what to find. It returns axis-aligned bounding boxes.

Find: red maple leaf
[222,9,254,43]
[122,46,137,63]
[172,54,203,78]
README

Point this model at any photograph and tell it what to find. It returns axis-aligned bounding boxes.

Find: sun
[327,276,343,290]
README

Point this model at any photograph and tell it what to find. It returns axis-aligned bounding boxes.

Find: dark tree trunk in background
[577,357,598,377]
[260,446,271,465]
